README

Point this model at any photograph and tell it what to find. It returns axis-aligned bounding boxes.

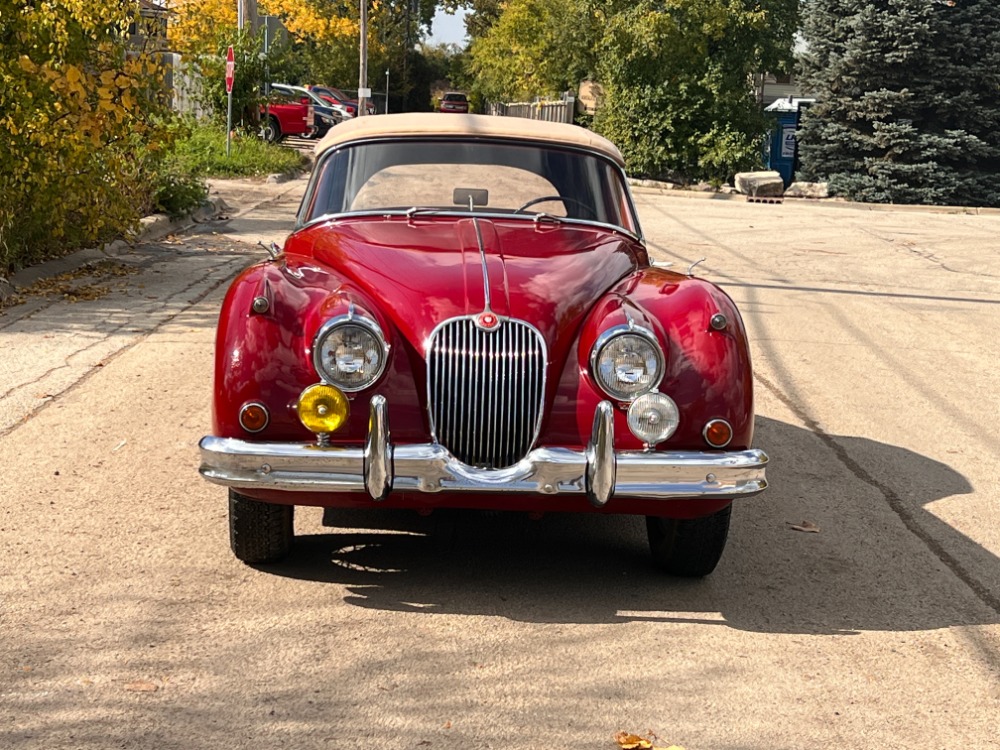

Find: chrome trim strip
[299,210,640,243]
[199,435,767,501]
[472,217,493,314]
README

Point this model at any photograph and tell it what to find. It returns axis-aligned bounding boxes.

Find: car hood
[298,217,641,352]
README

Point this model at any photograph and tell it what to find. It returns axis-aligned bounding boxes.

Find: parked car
[199,113,768,576]
[270,83,347,139]
[439,91,469,113]
[259,87,315,142]
[307,85,375,117]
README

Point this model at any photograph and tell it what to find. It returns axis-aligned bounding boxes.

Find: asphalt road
[1,178,998,750]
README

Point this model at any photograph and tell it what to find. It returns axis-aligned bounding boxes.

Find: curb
[2,200,222,299]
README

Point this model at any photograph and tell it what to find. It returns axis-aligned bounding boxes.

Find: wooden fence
[486,97,576,124]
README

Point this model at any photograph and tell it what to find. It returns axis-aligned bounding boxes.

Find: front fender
[211,259,426,443]
[549,269,754,450]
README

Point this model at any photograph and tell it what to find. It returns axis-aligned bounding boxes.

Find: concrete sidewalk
[0,176,308,437]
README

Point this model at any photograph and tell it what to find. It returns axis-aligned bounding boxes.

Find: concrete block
[786,182,830,199]
[734,171,785,197]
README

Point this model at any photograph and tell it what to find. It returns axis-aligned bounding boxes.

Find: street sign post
[225,45,235,157]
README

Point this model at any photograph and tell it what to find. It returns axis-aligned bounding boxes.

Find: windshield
[300,139,638,234]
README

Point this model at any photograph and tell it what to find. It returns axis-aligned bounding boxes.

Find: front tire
[229,489,293,564]
[646,505,732,577]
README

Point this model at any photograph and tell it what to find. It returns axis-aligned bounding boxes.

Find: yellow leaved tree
[0,0,178,273]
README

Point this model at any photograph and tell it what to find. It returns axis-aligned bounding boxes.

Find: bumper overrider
[199,397,768,507]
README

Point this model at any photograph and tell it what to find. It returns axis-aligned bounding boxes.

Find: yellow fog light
[297,384,349,434]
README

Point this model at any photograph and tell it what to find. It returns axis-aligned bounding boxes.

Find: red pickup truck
[260,88,315,142]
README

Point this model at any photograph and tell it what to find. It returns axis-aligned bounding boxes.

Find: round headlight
[628,393,680,445]
[592,330,664,401]
[313,317,388,392]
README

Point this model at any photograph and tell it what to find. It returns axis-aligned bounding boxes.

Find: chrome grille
[428,317,546,469]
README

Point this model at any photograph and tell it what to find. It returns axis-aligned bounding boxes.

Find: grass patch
[168,120,308,179]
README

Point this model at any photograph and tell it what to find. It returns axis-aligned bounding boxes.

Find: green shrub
[153,164,210,218]
[167,120,307,178]
[0,3,178,274]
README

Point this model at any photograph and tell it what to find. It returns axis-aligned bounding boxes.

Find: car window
[314,87,342,101]
[268,90,299,105]
[303,139,638,234]
[443,93,467,102]
[351,164,560,213]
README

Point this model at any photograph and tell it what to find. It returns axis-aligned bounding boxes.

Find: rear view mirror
[453,188,489,209]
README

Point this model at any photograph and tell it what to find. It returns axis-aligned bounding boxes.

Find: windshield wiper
[533,212,564,227]
[405,207,442,219]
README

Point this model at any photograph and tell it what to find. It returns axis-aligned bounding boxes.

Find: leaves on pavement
[18,260,139,303]
[614,730,685,750]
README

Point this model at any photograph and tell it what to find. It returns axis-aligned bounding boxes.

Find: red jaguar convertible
[199,114,768,576]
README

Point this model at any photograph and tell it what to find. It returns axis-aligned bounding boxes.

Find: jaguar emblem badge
[477,312,499,330]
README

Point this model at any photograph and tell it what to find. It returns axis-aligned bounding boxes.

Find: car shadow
[263,416,996,634]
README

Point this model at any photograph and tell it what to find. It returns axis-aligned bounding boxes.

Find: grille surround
[426,316,547,469]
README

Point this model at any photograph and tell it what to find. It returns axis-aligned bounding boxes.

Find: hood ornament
[473,218,503,331]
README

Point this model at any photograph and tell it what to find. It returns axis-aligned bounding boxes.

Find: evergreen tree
[797,0,1000,206]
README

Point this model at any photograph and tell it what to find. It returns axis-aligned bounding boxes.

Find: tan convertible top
[313,112,626,167]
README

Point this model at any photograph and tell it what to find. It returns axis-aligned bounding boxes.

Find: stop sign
[225,45,235,94]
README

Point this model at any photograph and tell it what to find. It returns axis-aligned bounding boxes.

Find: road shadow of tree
[265,416,995,635]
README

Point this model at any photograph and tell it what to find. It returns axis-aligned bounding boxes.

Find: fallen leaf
[787,520,820,533]
[615,732,653,750]
[442,721,452,730]
[124,680,158,693]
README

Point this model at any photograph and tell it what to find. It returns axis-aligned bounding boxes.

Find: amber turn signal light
[703,419,733,448]
[239,402,270,433]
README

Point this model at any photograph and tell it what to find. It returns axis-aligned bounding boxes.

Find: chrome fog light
[627,392,679,445]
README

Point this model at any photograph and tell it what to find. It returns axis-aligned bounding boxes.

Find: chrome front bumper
[199,397,768,507]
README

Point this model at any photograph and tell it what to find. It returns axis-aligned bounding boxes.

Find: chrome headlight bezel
[312,314,389,392]
[589,324,665,402]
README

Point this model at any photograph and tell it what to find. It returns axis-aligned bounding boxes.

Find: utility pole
[357,1,369,116]
[237,0,258,33]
